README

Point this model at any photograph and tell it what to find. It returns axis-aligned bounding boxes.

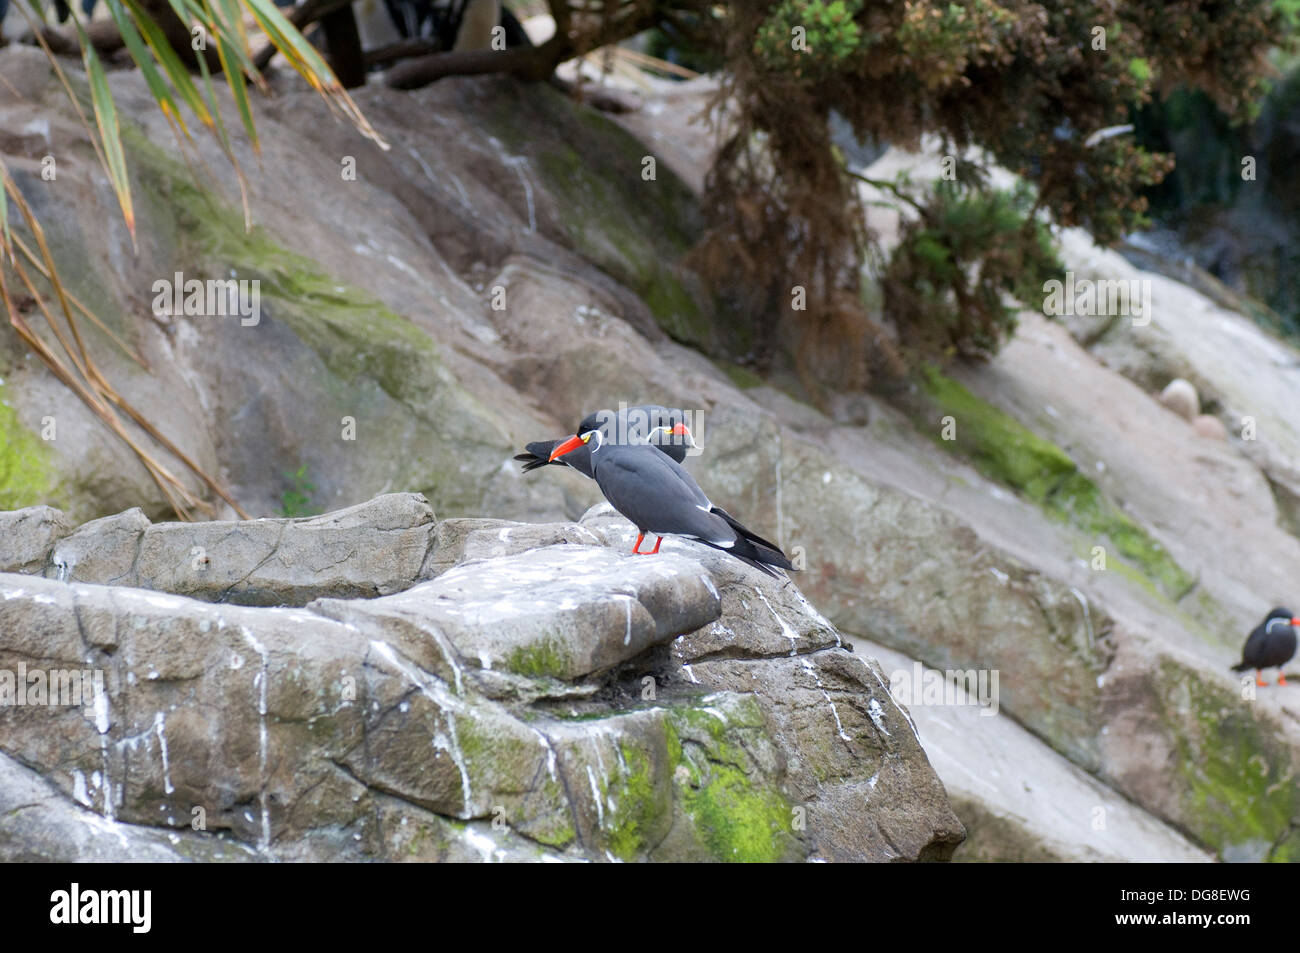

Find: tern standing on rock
[1232,608,1300,687]
[549,425,795,578]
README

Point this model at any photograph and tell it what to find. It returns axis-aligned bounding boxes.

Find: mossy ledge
[914,367,1195,600]
[0,381,57,510]
[1151,659,1300,861]
[503,634,573,680]
[125,124,456,416]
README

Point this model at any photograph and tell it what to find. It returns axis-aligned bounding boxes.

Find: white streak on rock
[370,640,474,815]
[239,627,271,851]
[154,711,175,795]
[754,587,799,655]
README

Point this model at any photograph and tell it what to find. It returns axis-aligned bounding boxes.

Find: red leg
[649,536,662,555]
[1280,672,1289,686]
[631,532,645,554]
[1256,669,1268,687]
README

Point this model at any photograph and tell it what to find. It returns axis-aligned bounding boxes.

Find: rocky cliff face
[2,41,1298,862]
[0,495,962,861]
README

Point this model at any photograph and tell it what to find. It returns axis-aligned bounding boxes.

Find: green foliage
[1276,0,1300,32]
[690,0,1284,389]
[278,464,319,518]
[643,19,726,74]
[881,179,1064,362]
[892,0,1017,90]
[753,0,863,77]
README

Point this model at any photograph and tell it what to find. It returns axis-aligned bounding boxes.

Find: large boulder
[0,499,962,862]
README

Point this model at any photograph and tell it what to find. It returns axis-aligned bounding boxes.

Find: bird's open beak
[549,433,588,461]
[1293,617,1300,627]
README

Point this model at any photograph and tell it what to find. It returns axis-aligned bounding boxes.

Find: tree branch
[27,20,126,57]
[847,170,928,215]
[365,38,441,68]
[385,37,569,89]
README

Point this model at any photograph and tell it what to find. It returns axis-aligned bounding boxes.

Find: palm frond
[0,0,388,519]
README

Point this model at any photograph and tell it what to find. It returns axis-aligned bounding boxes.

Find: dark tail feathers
[712,506,784,555]
[515,440,560,473]
[711,506,795,573]
[736,537,795,573]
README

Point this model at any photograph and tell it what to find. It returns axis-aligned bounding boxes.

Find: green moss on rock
[917,367,1194,599]
[118,124,510,517]
[1152,659,1300,860]
[605,742,667,861]
[128,133,451,414]
[715,360,767,390]
[0,383,56,509]
[504,635,573,679]
[664,704,797,863]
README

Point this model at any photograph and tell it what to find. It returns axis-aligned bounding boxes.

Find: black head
[1265,607,1298,624]
[577,405,680,439]
[575,405,696,459]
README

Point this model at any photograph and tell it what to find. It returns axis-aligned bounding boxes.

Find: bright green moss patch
[665,705,796,863]
[0,384,56,509]
[1153,660,1299,860]
[917,367,1194,599]
[605,742,665,861]
[504,635,573,679]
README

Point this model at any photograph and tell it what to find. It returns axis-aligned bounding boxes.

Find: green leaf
[213,28,259,151]
[78,30,135,236]
[126,0,216,132]
[0,167,12,260]
[104,0,191,138]
[244,0,338,84]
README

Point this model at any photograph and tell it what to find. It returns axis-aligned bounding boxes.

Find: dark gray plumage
[558,430,794,577]
[1232,607,1299,683]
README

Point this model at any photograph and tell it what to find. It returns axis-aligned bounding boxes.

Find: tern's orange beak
[549,433,588,461]
[1293,617,1300,627]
